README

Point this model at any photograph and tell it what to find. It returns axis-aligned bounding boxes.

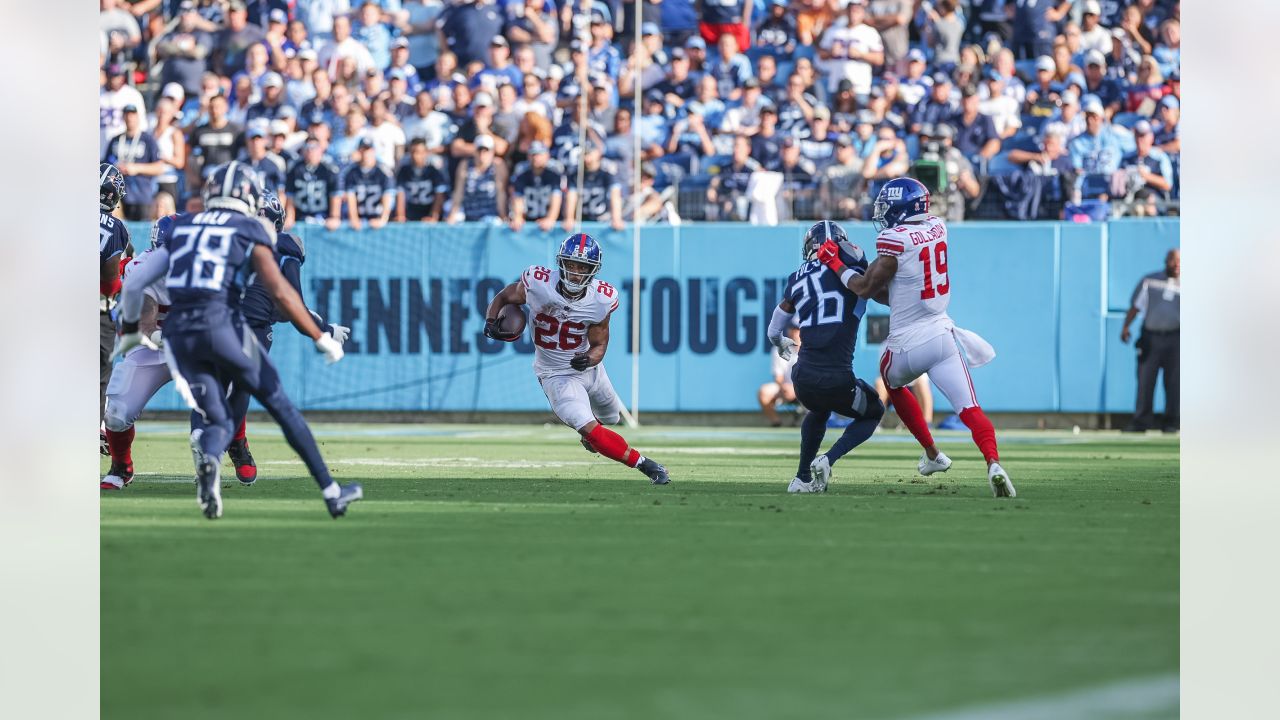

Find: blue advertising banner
[124,220,1178,414]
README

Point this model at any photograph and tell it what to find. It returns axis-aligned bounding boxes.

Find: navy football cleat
[195,458,223,519]
[638,458,670,485]
[325,482,364,518]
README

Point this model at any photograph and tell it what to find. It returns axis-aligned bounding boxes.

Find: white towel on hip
[953,326,996,368]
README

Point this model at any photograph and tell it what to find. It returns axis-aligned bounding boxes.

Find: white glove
[148,330,164,350]
[110,331,158,361]
[326,323,351,346]
[774,336,797,361]
[315,333,345,365]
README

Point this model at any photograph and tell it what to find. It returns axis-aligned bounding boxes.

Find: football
[494,304,526,341]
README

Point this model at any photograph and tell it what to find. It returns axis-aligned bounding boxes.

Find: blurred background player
[101,215,177,490]
[484,234,669,485]
[769,221,883,493]
[113,162,359,519]
[759,326,800,427]
[817,177,1014,498]
[100,163,132,455]
[227,189,351,484]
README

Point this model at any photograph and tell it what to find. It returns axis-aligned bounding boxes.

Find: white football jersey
[521,264,619,378]
[125,249,172,327]
[876,214,955,350]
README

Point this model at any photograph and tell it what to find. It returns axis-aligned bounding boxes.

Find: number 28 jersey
[876,214,954,350]
[521,264,619,379]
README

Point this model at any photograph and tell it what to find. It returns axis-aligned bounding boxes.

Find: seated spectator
[759,326,800,427]
[688,74,728,129]
[1082,49,1124,118]
[756,53,787,107]
[829,79,859,132]
[246,72,289,124]
[922,0,963,68]
[1051,36,1083,84]
[978,69,1022,138]
[283,18,313,60]
[385,72,418,123]
[1008,126,1078,206]
[509,141,564,233]
[269,119,300,168]
[819,134,864,219]
[898,49,932,108]
[1153,95,1179,156]
[706,33,754,102]
[1119,120,1173,206]
[1043,89,1085,140]
[1116,5,1153,57]
[241,123,287,196]
[102,105,164,221]
[632,161,676,223]
[493,82,523,143]
[850,111,878,159]
[342,137,396,229]
[818,0,884,100]
[386,38,424,96]
[755,0,798,58]
[637,91,671,157]
[366,98,406,170]
[860,124,909,197]
[987,49,1028,105]
[395,138,449,224]
[751,106,785,168]
[285,137,343,230]
[685,36,708,75]
[452,92,510,160]
[449,134,507,223]
[551,103,606,169]
[865,85,907,134]
[1152,19,1180,79]
[770,136,818,218]
[911,73,958,134]
[1069,96,1123,196]
[950,86,1001,166]
[330,107,367,166]
[510,111,554,166]
[1024,55,1060,111]
[515,71,554,120]
[799,107,837,169]
[588,76,617,131]
[777,72,818,136]
[1126,55,1167,115]
[721,78,773,136]
[1078,1,1112,57]
[656,47,698,115]
[1106,26,1143,84]
[477,36,522,89]
[562,141,623,231]
[665,104,718,172]
[707,135,762,221]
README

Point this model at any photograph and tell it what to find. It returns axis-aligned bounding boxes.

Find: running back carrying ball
[488,305,526,342]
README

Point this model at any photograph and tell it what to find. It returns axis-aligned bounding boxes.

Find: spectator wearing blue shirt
[661,0,700,48]
[438,0,505,68]
[102,105,164,220]
[588,9,623,81]
[910,74,957,134]
[950,87,1001,166]
[705,33,754,102]
[386,38,424,96]
[688,74,728,129]
[751,106,785,167]
[476,36,524,89]
[666,104,718,172]
[638,91,671,153]
[897,49,933,108]
[1152,19,1180,79]
[851,111,878,159]
[755,0,798,58]
[353,1,394,70]
[1082,49,1124,118]
[1012,0,1071,61]
[1153,95,1179,156]
[1069,96,1123,197]
[1121,120,1173,203]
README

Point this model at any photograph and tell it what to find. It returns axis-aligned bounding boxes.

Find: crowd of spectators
[99,0,1181,229]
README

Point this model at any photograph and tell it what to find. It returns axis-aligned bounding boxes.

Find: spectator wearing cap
[666,103,718,173]
[704,136,758,221]
[1012,0,1070,60]
[983,49,1027,104]
[850,111,878,159]
[978,69,1021,138]
[922,0,963,68]
[721,79,773,136]
[706,33,755,102]
[240,123,287,195]
[1153,95,1179,156]
[1152,18,1180,79]
[386,38,424,96]
[270,117,302,167]
[777,72,818,137]
[898,50,933,108]
[341,137,396,229]
[245,72,288,124]
[155,3,213,98]
[697,0,751,53]
[509,140,564,233]
[505,0,559,68]
[1025,55,1060,110]
[437,0,505,69]
[588,75,618,131]
[186,93,242,184]
[393,137,449,224]
[910,73,957,135]
[1043,89,1084,140]
[819,1,884,99]
[100,64,147,155]
[751,106,785,168]
[1068,96,1122,194]
[588,9,623,82]
[1120,120,1173,208]
[452,91,510,162]
[100,0,142,62]
[102,105,164,221]
[755,0,798,58]
[951,86,1001,166]
[1078,1,1113,57]
[477,36,524,90]
[655,48,698,114]
[384,72,418,123]
[1008,126,1078,208]
[1082,49,1124,118]
[330,106,368,165]
[866,0,912,73]
[799,107,838,170]
[448,134,508,224]
[284,137,343,230]
[819,134,864,219]
[213,1,267,77]
[684,36,709,75]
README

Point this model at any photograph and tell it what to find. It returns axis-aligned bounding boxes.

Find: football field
[101,423,1178,720]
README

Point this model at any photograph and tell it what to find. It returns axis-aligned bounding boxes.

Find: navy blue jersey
[286,160,341,220]
[240,232,317,329]
[163,210,274,328]
[702,0,744,25]
[340,164,396,219]
[512,167,564,221]
[99,213,131,264]
[576,168,620,222]
[102,132,161,207]
[395,163,449,221]
[783,254,870,373]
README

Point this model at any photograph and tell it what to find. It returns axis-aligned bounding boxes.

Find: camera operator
[910,123,979,221]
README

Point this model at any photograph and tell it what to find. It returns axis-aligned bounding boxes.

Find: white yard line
[903,674,1178,720]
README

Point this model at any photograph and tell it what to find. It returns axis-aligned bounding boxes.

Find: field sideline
[102,423,1178,720]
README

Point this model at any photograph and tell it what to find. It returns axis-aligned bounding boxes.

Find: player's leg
[100,312,116,455]
[926,333,1014,497]
[227,324,271,484]
[546,370,669,484]
[164,336,233,518]
[789,371,832,492]
[881,346,948,471]
[101,357,173,489]
[821,377,886,466]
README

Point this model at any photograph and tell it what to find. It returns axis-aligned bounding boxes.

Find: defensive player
[225,189,350,484]
[768,221,884,493]
[113,162,362,519]
[484,234,670,485]
[816,177,1014,497]
[101,215,177,489]
[99,163,132,453]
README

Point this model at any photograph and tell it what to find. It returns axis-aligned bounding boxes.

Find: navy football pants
[791,364,885,481]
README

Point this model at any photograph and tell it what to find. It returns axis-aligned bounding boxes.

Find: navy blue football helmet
[259,188,284,231]
[557,233,603,295]
[100,162,126,212]
[872,177,931,231]
[203,161,261,216]
[803,220,849,261]
[150,213,179,249]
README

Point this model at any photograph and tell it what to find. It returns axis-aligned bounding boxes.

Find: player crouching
[484,233,670,485]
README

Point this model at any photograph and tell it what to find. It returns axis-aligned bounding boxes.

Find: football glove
[484,318,518,342]
[326,323,351,346]
[570,352,592,371]
[110,331,157,361]
[816,239,846,273]
[774,336,797,361]
[315,334,345,365]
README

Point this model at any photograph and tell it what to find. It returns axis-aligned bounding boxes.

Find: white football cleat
[787,477,818,493]
[988,462,1016,498]
[918,451,953,476]
[809,455,831,493]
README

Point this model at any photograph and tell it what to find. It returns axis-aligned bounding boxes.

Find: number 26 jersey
[876,214,954,350]
[520,265,619,379]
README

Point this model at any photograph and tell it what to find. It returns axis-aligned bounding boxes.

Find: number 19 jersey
[521,265,619,379]
[876,214,954,350]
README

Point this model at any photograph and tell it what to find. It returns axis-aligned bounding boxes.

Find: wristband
[121,320,140,335]
[840,267,859,287]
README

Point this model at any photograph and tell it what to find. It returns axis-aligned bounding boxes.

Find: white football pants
[879,330,980,412]
[539,365,623,431]
[103,348,173,432]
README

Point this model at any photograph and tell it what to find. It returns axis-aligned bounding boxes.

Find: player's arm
[816,238,897,298]
[111,248,171,359]
[483,280,529,340]
[395,188,408,223]
[251,244,343,363]
[767,298,798,360]
[100,252,123,297]
[496,163,509,221]
[345,190,362,230]
[571,312,610,371]
[609,183,624,231]
[541,189,563,232]
[509,192,526,231]
[562,187,578,232]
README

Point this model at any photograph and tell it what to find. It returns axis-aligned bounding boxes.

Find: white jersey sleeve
[523,265,619,378]
[881,215,954,350]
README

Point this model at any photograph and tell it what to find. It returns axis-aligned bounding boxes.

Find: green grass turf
[101,423,1178,720]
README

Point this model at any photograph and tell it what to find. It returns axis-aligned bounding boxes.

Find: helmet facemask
[872,197,890,232]
[557,256,599,296]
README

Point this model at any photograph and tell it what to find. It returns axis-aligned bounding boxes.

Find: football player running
[100,163,132,454]
[484,234,670,485]
[768,221,885,493]
[222,189,350,484]
[816,177,1014,498]
[113,162,362,519]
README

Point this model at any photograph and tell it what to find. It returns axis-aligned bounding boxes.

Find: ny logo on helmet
[885,186,904,200]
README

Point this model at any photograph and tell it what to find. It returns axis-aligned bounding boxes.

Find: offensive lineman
[484,234,670,485]
[768,221,884,493]
[99,163,132,452]
[816,177,1014,498]
[113,162,362,518]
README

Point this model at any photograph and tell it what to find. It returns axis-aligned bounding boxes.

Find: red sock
[585,425,641,468]
[959,406,999,464]
[888,385,935,449]
[105,426,135,465]
[234,417,247,443]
